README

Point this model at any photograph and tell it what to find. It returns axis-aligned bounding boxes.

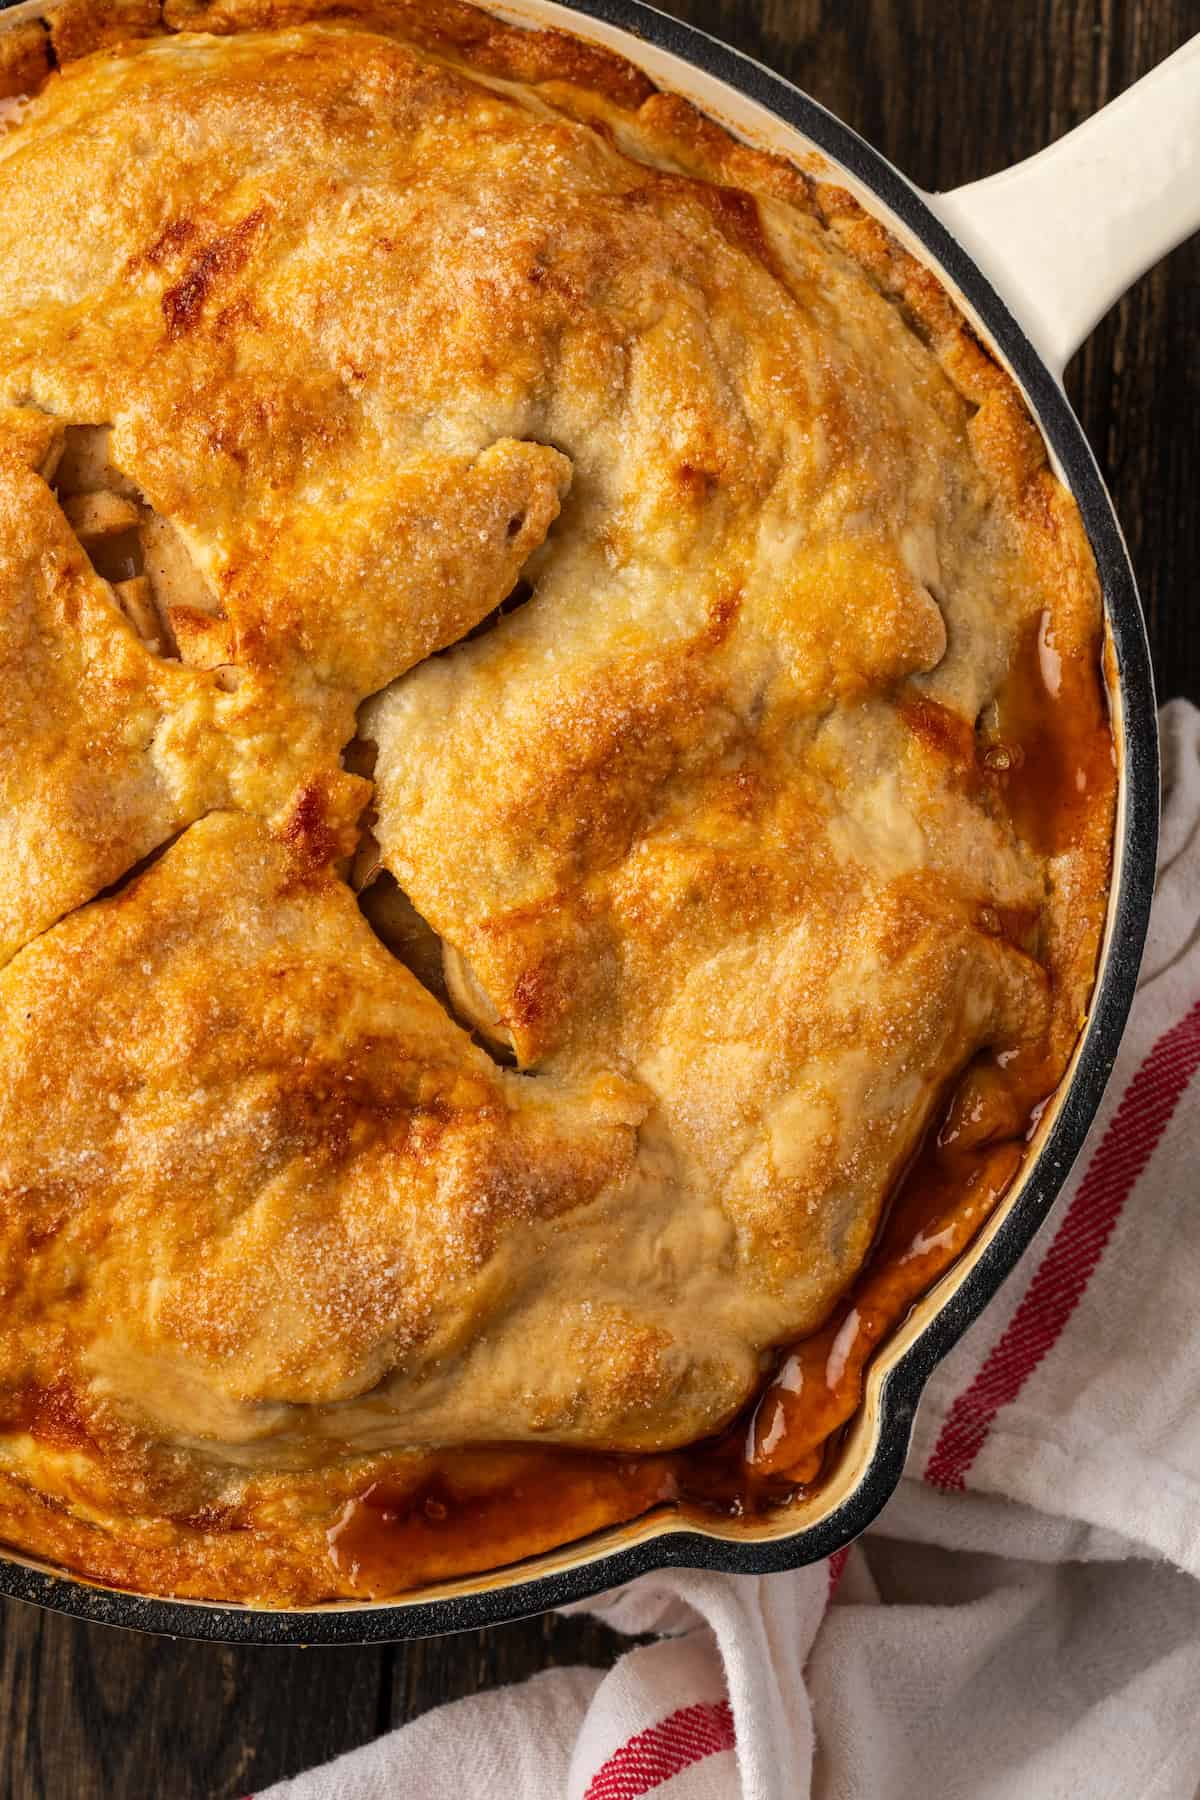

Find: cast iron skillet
[0,0,1192,1643]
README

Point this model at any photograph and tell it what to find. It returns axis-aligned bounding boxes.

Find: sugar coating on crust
[0,0,1113,1602]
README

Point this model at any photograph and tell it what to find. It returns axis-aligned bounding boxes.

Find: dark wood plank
[0,1600,636,1797]
[3,2,1198,1795]
[0,1599,385,1799]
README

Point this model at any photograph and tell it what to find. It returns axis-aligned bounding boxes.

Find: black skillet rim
[0,0,1159,1643]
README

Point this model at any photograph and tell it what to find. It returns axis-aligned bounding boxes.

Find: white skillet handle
[927,33,1200,380]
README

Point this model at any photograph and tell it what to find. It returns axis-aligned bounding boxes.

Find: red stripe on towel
[925,998,1200,1492]
[583,1699,736,1800]
[827,1547,850,1599]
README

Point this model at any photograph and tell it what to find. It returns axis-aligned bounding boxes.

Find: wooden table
[2,1,1198,1792]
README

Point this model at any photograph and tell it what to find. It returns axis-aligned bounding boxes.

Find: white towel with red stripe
[266,698,1200,1800]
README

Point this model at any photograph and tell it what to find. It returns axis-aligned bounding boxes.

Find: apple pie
[0,0,1114,1604]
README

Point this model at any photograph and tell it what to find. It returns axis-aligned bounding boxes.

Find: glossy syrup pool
[325,610,1116,1598]
[324,1091,1027,1597]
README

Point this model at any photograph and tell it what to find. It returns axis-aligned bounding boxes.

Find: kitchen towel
[265,698,1200,1800]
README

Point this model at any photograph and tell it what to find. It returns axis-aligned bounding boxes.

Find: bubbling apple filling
[47,422,240,680]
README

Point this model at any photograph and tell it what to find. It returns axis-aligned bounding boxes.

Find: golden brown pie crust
[0,0,1114,1603]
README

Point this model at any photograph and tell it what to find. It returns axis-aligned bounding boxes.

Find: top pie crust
[0,0,1114,1602]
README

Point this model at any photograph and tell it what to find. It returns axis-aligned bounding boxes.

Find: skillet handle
[927,33,1200,380]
